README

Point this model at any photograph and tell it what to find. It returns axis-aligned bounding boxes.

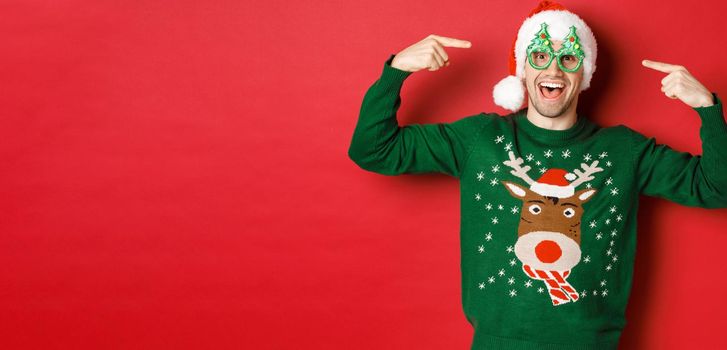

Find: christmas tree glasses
[526,22,585,73]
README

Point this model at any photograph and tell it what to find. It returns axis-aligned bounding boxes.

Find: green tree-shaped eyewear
[526,22,585,73]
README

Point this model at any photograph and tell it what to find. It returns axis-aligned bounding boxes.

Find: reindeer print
[500,151,604,306]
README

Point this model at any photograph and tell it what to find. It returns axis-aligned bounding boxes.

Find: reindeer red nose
[535,240,562,263]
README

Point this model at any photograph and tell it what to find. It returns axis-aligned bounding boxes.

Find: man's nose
[545,58,564,75]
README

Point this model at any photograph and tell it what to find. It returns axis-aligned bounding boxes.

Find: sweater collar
[514,108,591,146]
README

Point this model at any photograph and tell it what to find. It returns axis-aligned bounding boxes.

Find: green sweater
[348,54,727,349]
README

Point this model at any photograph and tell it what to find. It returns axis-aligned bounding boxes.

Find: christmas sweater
[348,54,727,349]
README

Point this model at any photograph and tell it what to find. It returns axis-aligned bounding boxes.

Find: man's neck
[525,102,578,130]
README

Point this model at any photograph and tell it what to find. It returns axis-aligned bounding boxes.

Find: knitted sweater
[348,54,727,349]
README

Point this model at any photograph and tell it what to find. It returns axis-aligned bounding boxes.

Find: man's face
[524,40,584,118]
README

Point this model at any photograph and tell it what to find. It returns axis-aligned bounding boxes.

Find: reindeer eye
[528,204,542,215]
[563,208,575,218]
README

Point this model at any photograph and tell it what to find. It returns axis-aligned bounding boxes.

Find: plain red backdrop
[1,0,726,349]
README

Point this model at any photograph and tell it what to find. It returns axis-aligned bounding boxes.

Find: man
[347,1,725,349]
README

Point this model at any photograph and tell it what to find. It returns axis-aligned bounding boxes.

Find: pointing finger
[430,35,472,48]
[642,59,685,73]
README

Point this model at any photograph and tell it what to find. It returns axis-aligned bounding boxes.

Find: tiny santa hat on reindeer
[492,0,597,112]
[530,168,578,198]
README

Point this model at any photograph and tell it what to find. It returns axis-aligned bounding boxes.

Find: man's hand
[391,34,472,73]
[642,59,714,108]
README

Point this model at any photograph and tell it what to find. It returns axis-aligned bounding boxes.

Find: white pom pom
[493,75,525,112]
[565,173,577,181]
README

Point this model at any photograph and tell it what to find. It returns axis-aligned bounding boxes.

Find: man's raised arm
[631,60,727,208]
[347,35,490,178]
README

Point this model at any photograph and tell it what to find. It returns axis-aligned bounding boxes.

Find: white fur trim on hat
[515,10,597,90]
[493,75,526,112]
[530,182,575,198]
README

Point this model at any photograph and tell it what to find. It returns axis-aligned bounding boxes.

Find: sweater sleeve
[630,92,727,208]
[347,54,488,178]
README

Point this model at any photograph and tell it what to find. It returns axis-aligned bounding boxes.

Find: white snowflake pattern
[538,287,545,293]
[506,245,514,253]
[475,193,481,201]
[601,289,609,297]
[589,220,597,228]
[491,165,500,173]
[605,264,612,271]
[600,279,607,287]
[544,149,553,158]
[479,282,486,289]
[583,255,591,263]
[509,289,517,297]
[611,229,618,237]
[586,183,592,188]
[605,177,613,186]
[610,187,619,196]
[478,245,485,253]
[485,232,493,241]
[526,154,534,161]
[508,277,515,285]
[488,276,496,283]
[612,255,619,262]
[609,205,617,213]
[490,178,499,186]
[535,160,542,166]
[562,149,571,158]
[504,142,513,151]
[524,280,533,288]
[495,135,505,144]
[606,248,612,256]
[583,153,592,161]
[477,171,485,181]
[606,160,612,167]
[492,217,499,224]
[498,204,504,210]
[510,206,519,214]
[616,214,623,222]
[593,290,598,296]
[485,203,493,211]
[580,291,587,298]
[498,269,506,276]
[599,152,608,159]
[605,218,611,225]
[509,258,517,266]
[539,167,547,174]
[595,233,603,240]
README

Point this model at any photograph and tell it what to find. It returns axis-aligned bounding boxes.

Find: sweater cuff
[378,54,413,90]
[694,92,727,135]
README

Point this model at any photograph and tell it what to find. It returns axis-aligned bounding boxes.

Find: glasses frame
[526,23,585,73]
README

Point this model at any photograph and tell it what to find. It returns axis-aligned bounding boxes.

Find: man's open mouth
[538,81,565,100]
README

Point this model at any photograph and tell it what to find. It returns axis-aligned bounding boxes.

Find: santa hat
[530,168,577,198]
[492,1,597,112]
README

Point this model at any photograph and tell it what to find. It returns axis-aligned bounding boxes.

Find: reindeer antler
[569,160,604,188]
[502,151,535,185]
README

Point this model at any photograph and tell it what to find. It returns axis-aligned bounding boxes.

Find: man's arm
[631,93,727,208]
[347,54,490,178]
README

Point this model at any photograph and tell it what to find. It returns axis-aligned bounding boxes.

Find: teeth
[539,82,565,89]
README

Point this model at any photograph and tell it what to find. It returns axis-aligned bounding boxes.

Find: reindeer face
[499,151,603,271]
[500,180,597,271]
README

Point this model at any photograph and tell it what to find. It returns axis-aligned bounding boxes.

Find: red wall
[1,0,726,349]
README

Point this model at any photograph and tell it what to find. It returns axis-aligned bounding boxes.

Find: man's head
[492,1,597,113]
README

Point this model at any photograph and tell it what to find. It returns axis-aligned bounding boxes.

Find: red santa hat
[530,168,577,198]
[492,0,598,112]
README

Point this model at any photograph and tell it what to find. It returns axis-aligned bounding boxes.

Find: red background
[1,0,726,349]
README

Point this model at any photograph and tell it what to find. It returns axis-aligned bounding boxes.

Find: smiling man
[347,1,725,349]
